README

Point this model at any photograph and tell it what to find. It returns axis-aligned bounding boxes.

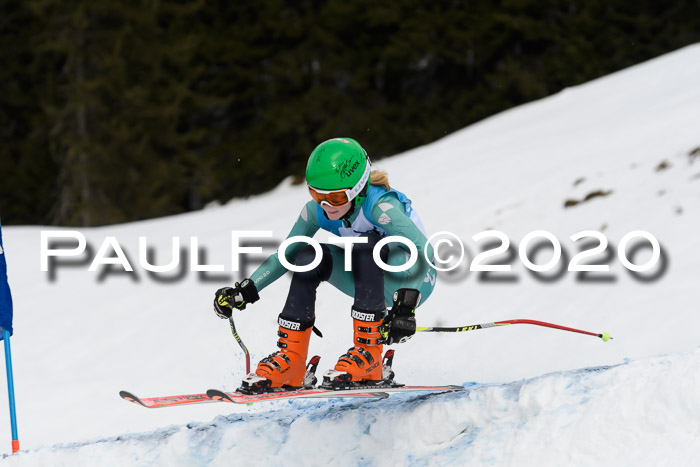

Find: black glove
[213,278,260,319]
[381,288,421,345]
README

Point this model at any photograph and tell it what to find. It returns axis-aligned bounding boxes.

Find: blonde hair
[370,170,390,191]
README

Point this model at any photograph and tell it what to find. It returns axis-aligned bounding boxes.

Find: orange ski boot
[239,316,313,393]
[323,308,386,387]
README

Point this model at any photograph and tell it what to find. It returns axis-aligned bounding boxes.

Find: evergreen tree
[1,0,699,225]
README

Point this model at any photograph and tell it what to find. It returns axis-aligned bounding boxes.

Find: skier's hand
[381,288,421,345]
[213,279,259,319]
[382,313,416,345]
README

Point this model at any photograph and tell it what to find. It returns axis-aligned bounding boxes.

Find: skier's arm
[248,201,320,292]
[370,194,433,290]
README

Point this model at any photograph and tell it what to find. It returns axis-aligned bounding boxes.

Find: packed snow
[1,43,700,465]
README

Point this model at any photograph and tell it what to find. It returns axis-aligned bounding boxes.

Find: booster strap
[350,307,386,323]
[278,315,314,331]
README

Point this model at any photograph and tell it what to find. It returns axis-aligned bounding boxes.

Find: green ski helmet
[306,138,371,207]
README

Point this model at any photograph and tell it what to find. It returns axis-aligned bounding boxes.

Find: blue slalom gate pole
[0,220,17,453]
[2,329,18,453]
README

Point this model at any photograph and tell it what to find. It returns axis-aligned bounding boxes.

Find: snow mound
[5,349,699,466]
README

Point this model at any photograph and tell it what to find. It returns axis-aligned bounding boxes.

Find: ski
[206,388,387,404]
[120,384,463,408]
[120,352,463,408]
[206,384,463,404]
[119,388,387,408]
[119,390,215,409]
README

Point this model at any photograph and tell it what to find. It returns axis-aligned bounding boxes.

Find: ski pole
[417,319,612,342]
[228,316,251,374]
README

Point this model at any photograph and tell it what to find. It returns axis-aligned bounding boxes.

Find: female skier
[213,138,436,392]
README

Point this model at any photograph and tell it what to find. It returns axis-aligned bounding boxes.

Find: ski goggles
[308,162,371,207]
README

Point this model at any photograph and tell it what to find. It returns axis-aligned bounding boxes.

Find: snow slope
[4,350,700,466]
[2,43,700,464]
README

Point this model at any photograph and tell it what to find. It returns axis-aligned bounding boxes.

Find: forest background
[1,0,699,226]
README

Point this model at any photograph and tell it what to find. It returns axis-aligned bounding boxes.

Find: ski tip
[119,390,147,407]
[206,389,234,403]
